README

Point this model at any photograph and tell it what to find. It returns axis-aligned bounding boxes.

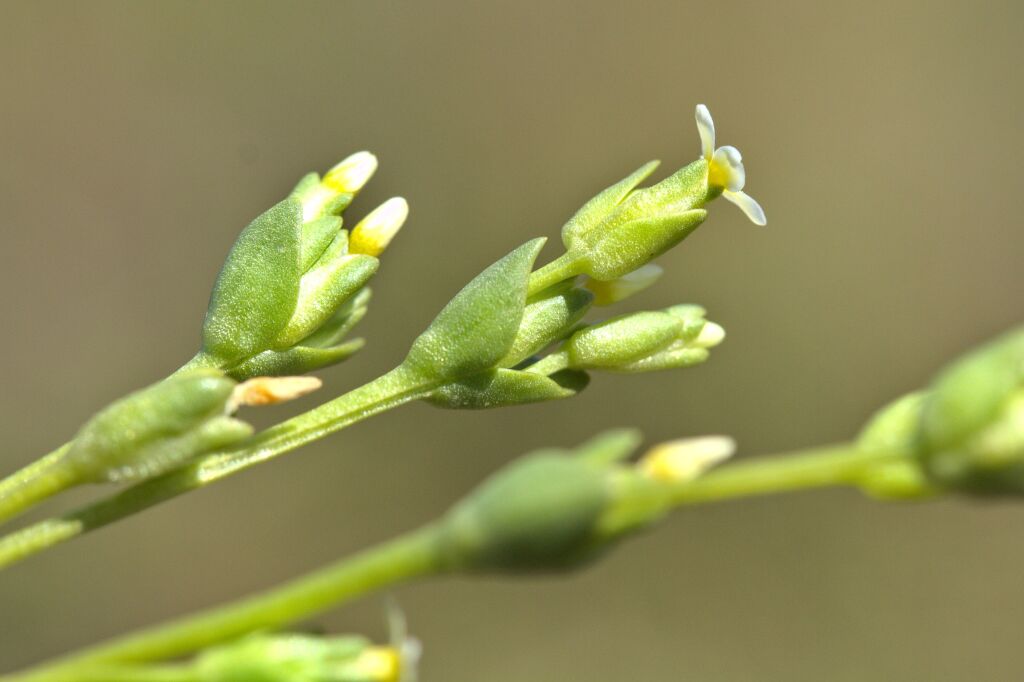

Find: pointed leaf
[562,161,660,248]
[404,239,546,380]
[202,198,303,364]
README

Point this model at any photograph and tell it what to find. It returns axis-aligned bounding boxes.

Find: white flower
[695,104,766,226]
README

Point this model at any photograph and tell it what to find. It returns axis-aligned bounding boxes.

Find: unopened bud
[297,151,378,222]
[323,151,378,194]
[349,197,409,257]
[639,436,736,483]
[693,321,726,348]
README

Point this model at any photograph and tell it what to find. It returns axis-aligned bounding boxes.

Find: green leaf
[274,254,378,349]
[562,160,660,247]
[426,368,583,409]
[300,288,371,349]
[858,392,926,459]
[615,346,709,373]
[202,198,303,365]
[299,216,342,272]
[922,326,1024,452]
[499,285,594,368]
[575,209,707,281]
[571,428,643,466]
[226,339,365,380]
[404,239,546,380]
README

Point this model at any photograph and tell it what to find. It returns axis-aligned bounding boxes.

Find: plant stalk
[3,524,444,681]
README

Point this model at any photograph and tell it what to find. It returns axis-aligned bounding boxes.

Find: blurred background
[0,1,1021,679]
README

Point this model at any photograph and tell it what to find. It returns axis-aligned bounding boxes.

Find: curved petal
[711,146,745,191]
[722,190,767,226]
[695,104,715,160]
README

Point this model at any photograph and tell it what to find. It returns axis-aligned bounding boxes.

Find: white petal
[711,145,745,191]
[722,190,767,226]
[695,104,715,160]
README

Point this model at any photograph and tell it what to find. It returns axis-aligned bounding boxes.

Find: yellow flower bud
[639,436,736,483]
[350,197,410,256]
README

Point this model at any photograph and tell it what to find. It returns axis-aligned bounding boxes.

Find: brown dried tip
[230,376,323,408]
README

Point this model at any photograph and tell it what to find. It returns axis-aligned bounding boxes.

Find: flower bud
[201,154,397,378]
[63,371,253,483]
[563,305,722,373]
[438,452,611,572]
[294,151,378,222]
[639,436,736,483]
[436,429,731,573]
[349,197,409,257]
[917,326,1024,495]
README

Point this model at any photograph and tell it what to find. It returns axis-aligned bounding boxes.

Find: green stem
[20,664,199,682]
[526,253,583,297]
[0,352,222,527]
[0,445,78,528]
[0,365,440,570]
[4,524,444,681]
[670,442,897,504]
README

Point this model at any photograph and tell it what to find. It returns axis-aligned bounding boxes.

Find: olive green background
[1,1,1021,680]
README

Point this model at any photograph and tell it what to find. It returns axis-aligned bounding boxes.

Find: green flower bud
[435,429,735,574]
[438,452,611,572]
[201,156,400,379]
[563,305,723,372]
[195,633,409,682]
[918,326,1024,495]
[63,370,253,483]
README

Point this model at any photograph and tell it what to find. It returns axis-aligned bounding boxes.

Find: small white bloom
[349,197,410,257]
[695,104,766,226]
[639,435,736,483]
